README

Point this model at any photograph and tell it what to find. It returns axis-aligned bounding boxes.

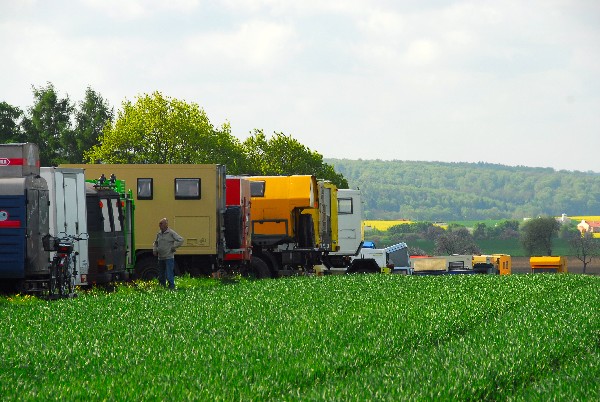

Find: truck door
[108,196,126,271]
[62,173,88,280]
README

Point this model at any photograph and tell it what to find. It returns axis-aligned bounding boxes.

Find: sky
[1,0,599,172]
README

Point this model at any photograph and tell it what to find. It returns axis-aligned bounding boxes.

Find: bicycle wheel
[49,259,59,299]
[66,258,74,296]
[58,257,70,297]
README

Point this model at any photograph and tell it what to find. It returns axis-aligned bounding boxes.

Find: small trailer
[530,256,568,273]
[410,255,475,275]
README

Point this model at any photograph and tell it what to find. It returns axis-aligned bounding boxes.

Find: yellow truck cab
[472,254,512,275]
[246,175,338,277]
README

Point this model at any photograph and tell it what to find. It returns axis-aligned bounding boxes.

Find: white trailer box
[334,189,363,255]
[40,167,89,286]
[322,189,364,273]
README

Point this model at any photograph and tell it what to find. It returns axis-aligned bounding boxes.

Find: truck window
[338,198,353,214]
[175,178,200,199]
[448,261,465,269]
[111,198,122,232]
[137,178,153,200]
[101,198,112,233]
[250,181,265,197]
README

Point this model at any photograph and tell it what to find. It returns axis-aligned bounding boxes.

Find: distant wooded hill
[326,159,600,221]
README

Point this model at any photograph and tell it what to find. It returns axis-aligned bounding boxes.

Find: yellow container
[530,256,567,273]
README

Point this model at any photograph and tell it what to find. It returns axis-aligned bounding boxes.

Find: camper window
[175,178,200,199]
[137,178,153,200]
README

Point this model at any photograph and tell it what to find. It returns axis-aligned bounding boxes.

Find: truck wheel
[245,256,271,279]
[347,259,380,274]
[135,257,159,280]
[224,206,243,249]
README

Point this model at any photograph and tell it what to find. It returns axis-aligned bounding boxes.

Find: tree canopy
[21,83,74,166]
[568,232,600,273]
[520,217,560,256]
[0,101,23,143]
[242,130,348,188]
[85,92,244,169]
[84,92,347,187]
[67,87,114,163]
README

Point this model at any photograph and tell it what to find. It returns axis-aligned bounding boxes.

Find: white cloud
[1,0,599,172]
[82,0,201,20]
[404,39,439,65]
[185,20,298,71]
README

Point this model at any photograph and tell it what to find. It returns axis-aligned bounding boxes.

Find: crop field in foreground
[1,274,599,400]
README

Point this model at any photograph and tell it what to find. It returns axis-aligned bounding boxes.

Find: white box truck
[40,167,89,286]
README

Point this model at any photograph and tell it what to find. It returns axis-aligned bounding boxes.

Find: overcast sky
[1,0,599,172]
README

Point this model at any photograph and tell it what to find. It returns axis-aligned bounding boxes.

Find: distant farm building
[577,219,600,235]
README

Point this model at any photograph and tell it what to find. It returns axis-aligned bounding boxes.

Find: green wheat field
[1,274,599,400]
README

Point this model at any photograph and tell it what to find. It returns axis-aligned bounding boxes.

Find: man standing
[153,218,184,289]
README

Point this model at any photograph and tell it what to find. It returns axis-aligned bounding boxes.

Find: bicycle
[43,233,88,299]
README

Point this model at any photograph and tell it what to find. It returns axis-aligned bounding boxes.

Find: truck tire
[245,256,271,279]
[135,256,159,280]
[224,206,243,249]
[347,259,380,274]
[135,257,181,280]
[298,214,314,248]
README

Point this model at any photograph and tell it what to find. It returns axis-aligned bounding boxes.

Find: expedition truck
[63,164,251,278]
[84,176,134,283]
[0,143,51,294]
[246,175,338,277]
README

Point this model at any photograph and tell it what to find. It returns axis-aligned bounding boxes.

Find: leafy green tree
[408,246,427,256]
[21,83,74,165]
[242,130,348,188]
[434,227,481,255]
[559,222,579,240]
[568,232,600,273]
[0,101,24,143]
[424,225,445,240]
[62,87,113,163]
[472,223,487,240]
[85,92,245,170]
[520,217,560,256]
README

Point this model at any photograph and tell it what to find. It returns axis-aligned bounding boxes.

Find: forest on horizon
[326,158,600,221]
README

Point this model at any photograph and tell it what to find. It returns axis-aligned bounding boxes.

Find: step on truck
[246,175,339,277]
[63,164,251,278]
[0,143,51,295]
